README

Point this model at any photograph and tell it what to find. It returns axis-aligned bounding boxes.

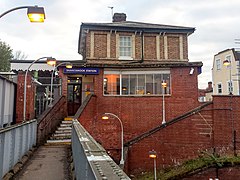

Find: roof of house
[214,48,240,61]
[81,21,195,33]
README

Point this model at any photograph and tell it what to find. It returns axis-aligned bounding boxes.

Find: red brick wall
[85,31,188,61]
[168,36,180,59]
[94,33,107,58]
[212,95,240,155]
[144,35,157,60]
[16,71,36,123]
[58,68,68,97]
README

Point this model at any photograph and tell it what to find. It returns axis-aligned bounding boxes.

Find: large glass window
[103,70,170,96]
[119,36,132,58]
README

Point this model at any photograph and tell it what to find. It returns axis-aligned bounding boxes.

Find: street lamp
[161,80,167,124]
[23,57,56,121]
[102,113,124,167]
[49,62,72,107]
[149,150,157,180]
[0,6,46,22]
[223,59,232,95]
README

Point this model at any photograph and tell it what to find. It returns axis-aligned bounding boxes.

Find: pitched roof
[81,21,195,33]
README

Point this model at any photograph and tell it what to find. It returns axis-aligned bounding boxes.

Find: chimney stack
[112,13,127,22]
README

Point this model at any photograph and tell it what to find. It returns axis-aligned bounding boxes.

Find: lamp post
[0,6,46,22]
[23,57,56,121]
[102,113,124,166]
[223,59,232,95]
[223,59,236,156]
[161,80,167,124]
[149,150,157,180]
[49,62,72,107]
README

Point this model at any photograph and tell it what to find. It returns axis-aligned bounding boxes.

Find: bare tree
[14,50,28,60]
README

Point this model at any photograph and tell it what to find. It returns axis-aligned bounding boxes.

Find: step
[50,136,71,140]
[62,120,72,124]
[60,124,72,128]
[64,117,74,121]
[46,139,71,144]
[56,130,72,134]
[52,133,71,137]
[58,127,72,131]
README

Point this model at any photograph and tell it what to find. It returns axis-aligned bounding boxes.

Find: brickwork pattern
[16,71,36,123]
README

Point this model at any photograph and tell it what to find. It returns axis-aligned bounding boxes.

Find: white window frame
[216,59,221,70]
[228,80,233,94]
[225,55,231,63]
[217,83,222,94]
[119,36,133,60]
[103,69,171,96]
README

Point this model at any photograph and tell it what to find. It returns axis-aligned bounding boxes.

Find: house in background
[198,81,213,102]
[212,48,240,95]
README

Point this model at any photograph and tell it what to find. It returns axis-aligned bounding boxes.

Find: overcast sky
[1,0,240,88]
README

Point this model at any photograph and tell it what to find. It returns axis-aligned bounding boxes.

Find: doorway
[67,77,82,116]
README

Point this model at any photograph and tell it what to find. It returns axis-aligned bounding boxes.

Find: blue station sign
[63,68,100,75]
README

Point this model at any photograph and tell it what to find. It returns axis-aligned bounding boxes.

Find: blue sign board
[63,68,100,75]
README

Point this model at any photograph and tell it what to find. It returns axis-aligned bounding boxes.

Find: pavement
[12,144,72,180]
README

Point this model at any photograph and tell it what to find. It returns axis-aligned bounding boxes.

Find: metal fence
[0,75,16,128]
[72,119,130,180]
[0,119,37,179]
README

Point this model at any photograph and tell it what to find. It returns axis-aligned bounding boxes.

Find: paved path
[13,144,71,180]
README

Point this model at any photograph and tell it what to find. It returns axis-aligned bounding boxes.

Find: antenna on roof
[235,39,240,44]
[108,6,114,19]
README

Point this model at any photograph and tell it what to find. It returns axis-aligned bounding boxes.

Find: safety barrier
[72,119,130,180]
[0,75,16,128]
[0,119,37,179]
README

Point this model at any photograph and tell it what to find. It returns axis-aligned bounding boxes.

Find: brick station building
[56,13,207,174]
[15,13,240,176]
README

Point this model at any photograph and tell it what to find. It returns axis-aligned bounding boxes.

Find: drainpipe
[139,30,144,63]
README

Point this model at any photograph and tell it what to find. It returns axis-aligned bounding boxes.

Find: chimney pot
[112,13,127,22]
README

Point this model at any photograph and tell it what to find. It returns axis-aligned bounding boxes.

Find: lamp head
[27,6,45,22]
[149,150,157,159]
[161,81,167,88]
[223,59,231,66]
[102,116,109,120]
[65,63,73,69]
[46,57,56,66]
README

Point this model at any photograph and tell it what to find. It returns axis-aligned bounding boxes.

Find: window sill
[118,57,133,60]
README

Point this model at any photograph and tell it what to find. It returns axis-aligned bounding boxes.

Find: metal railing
[0,119,37,179]
[72,119,130,180]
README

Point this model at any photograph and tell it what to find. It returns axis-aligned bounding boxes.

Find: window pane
[146,74,153,94]
[137,74,145,95]
[122,75,129,95]
[154,74,162,94]
[163,74,170,94]
[103,74,120,95]
[130,74,137,95]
